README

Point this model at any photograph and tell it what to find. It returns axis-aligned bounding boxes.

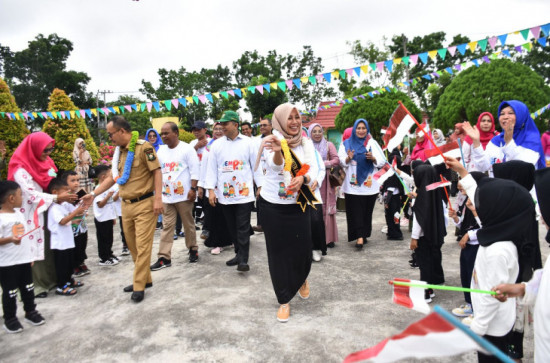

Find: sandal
[55,284,77,296]
[70,280,84,288]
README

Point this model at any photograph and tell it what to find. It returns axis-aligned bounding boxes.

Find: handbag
[87,166,96,179]
[329,165,345,187]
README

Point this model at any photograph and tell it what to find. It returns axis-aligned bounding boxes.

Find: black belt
[123,191,154,204]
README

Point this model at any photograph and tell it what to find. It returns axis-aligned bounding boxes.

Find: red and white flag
[382,104,416,152]
[391,278,430,315]
[343,311,490,363]
[373,158,397,185]
[426,177,452,191]
[33,199,48,229]
[425,141,461,165]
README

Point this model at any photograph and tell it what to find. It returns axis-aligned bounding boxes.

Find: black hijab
[383,150,403,193]
[493,160,535,191]
[475,178,536,281]
[535,167,550,243]
[413,164,446,245]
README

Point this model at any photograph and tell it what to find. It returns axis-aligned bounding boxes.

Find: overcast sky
[1,0,549,106]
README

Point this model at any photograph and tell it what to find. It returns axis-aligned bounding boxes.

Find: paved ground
[1,198,546,362]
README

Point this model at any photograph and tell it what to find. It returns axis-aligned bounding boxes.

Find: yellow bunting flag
[91,109,97,117]
[213,92,219,99]
[428,50,438,60]
[270,82,278,90]
[331,70,340,80]
[468,41,478,52]
[360,65,369,74]
[113,106,120,114]
[186,97,193,103]
[32,112,38,118]
[394,58,402,65]
[300,76,309,84]
[70,111,76,119]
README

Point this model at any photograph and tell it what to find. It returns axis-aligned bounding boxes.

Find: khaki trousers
[121,197,156,291]
[158,200,197,260]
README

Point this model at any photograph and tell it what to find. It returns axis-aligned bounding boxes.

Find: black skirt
[344,193,378,241]
[311,204,327,255]
[204,202,233,248]
[259,197,312,304]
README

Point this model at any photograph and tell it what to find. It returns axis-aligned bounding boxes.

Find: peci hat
[191,121,207,130]
[218,110,240,123]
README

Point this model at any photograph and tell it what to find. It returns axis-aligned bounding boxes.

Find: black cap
[191,121,207,130]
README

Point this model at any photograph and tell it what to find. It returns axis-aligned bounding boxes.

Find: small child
[0,180,45,333]
[47,178,85,296]
[382,152,404,241]
[93,165,119,265]
[61,171,90,277]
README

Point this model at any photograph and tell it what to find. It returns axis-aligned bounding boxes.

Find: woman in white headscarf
[73,138,93,193]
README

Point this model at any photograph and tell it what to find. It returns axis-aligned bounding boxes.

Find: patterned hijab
[272,103,302,148]
[308,123,328,159]
[343,119,374,185]
[8,132,57,190]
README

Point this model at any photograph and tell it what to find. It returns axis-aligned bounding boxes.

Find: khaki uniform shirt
[116,140,160,200]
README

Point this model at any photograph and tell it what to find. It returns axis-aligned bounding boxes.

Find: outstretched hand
[462,122,480,148]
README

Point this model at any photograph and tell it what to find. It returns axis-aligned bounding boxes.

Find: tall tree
[42,88,99,171]
[334,86,422,142]
[433,59,550,133]
[0,78,29,176]
[521,40,550,83]
[244,75,287,121]
[0,34,92,130]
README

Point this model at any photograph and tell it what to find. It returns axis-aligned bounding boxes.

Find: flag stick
[457,138,466,168]
[440,175,453,211]
[371,140,410,194]
[400,195,410,215]
[20,227,40,239]
[389,280,495,295]
[397,101,445,160]
[434,306,515,363]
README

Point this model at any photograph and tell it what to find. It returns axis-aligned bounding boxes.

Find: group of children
[0,166,126,333]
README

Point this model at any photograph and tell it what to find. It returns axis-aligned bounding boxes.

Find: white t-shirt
[93,185,117,222]
[157,142,200,204]
[0,211,33,267]
[338,139,386,195]
[47,202,75,250]
[112,184,122,217]
[189,137,212,166]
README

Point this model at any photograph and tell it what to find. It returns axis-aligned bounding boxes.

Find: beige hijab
[73,138,90,165]
[272,103,302,148]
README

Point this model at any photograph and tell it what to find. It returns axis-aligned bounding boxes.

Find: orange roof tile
[308,101,343,129]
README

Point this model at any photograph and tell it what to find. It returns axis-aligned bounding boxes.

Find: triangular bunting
[331,70,340,80]
[541,23,550,36]
[502,49,511,57]
[428,50,438,60]
[90,109,97,117]
[531,26,541,39]
[522,42,532,52]
[477,39,488,51]
[457,43,467,55]
[107,107,115,114]
[409,54,418,66]
[292,79,301,89]
[171,99,179,109]
[192,96,199,104]
[445,67,453,75]
[418,52,428,64]
[234,89,242,98]
[220,91,229,99]
[467,41,477,52]
[472,59,480,67]
[124,105,132,112]
[247,86,256,94]
[140,103,147,112]
[146,102,153,112]
[520,29,530,40]
[376,62,385,71]
[385,60,393,72]
[178,98,187,107]
[113,106,120,114]
[227,90,235,97]
[300,76,309,85]
[538,37,547,47]
[308,76,316,85]
[437,48,447,60]
[322,73,331,83]
[205,94,213,103]
[488,36,498,50]
[369,63,376,71]
[447,46,456,57]
[394,58,402,65]
[353,67,361,76]
[498,34,508,46]
[402,56,410,66]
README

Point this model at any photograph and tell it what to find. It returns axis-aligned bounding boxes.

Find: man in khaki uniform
[85,116,163,303]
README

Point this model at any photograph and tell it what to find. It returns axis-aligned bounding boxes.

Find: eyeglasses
[43,147,55,153]
[259,124,269,127]
[107,129,121,138]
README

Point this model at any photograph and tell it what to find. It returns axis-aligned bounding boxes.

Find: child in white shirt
[47,178,86,296]
[0,181,45,333]
[92,166,119,265]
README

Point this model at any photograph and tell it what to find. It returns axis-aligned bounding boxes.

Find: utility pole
[402,34,412,98]
[96,89,113,142]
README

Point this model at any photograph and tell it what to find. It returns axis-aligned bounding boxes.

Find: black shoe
[178,231,185,237]
[25,311,45,326]
[173,234,178,240]
[156,222,163,230]
[226,256,239,266]
[327,242,335,248]
[3,317,23,334]
[123,282,153,293]
[150,257,171,271]
[387,236,404,241]
[355,242,364,249]
[189,249,199,263]
[131,291,144,303]
[35,292,48,298]
[237,263,250,272]
[200,230,209,240]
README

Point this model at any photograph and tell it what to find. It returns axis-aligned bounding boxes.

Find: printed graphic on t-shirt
[277,181,295,200]
[222,159,248,172]
[71,216,86,236]
[349,174,372,188]
[222,175,250,198]
[12,223,25,238]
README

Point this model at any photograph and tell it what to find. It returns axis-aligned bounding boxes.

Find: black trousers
[310,205,327,254]
[384,193,403,239]
[220,202,253,264]
[460,243,479,304]
[344,193,378,241]
[53,248,75,288]
[0,263,36,320]
[73,232,88,268]
[119,216,127,248]
[478,329,513,362]
[95,218,114,261]
[415,237,445,285]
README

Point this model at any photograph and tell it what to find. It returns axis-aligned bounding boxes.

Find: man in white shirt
[205,111,262,272]
[189,121,211,235]
[241,122,253,138]
[151,122,200,270]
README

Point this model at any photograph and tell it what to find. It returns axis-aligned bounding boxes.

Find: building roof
[307,101,343,129]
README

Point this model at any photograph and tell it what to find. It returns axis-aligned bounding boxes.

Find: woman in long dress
[73,138,93,193]
[8,132,77,297]
[258,103,319,322]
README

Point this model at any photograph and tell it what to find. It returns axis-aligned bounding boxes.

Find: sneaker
[428,288,435,298]
[298,280,310,299]
[173,234,178,240]
[210,247,223,255]
[452,303,473,317]
[424,290,432,303]
[121,247,130,256]
[189,249,199,263]
[462,315,474,326]
[111,255,120,262]
[178,231,185,237]
[73,267,85,277]
[150,257,171,270]
[312,250,322,262]
[25,311,45,326]
[277,304,290,323]
[156,222,163,230]
[200,230,209,240]
[99,258,119,266]
[80,264,91,275]
[3,317,23,334]
[381,226,388,234]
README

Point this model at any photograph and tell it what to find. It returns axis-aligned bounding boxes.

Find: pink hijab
[342,127,352,142]
[272,103,302,148]
[8,132,57,190]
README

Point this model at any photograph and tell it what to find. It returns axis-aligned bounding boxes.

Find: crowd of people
[0,99,549,362]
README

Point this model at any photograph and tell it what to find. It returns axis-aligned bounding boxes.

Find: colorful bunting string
[1,22,549,121]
